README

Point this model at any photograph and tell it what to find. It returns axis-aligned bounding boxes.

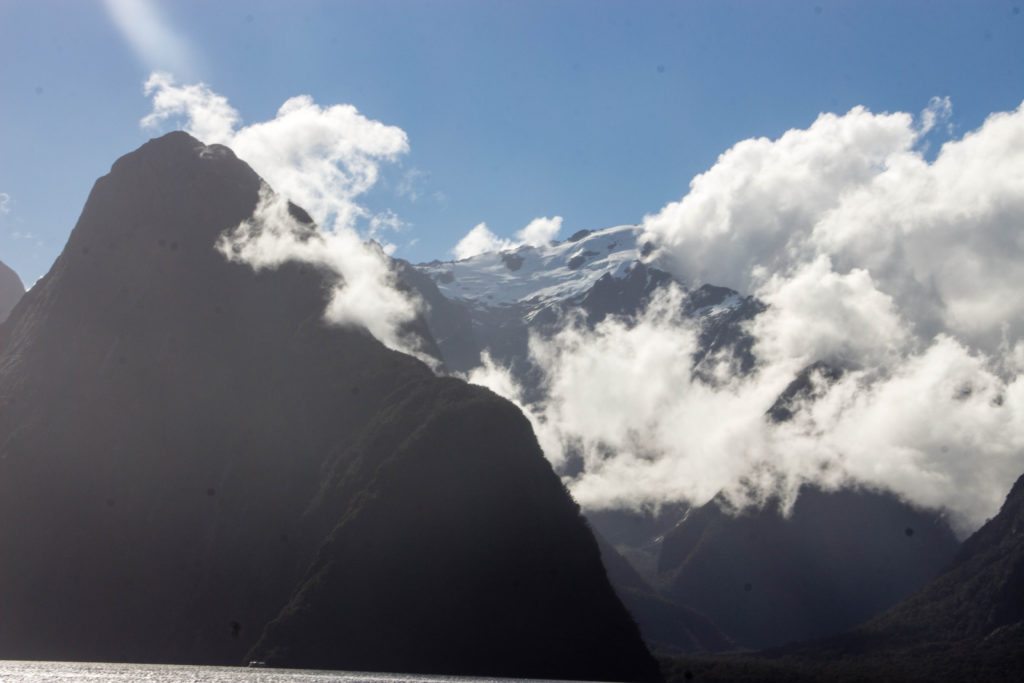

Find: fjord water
[0,661,566,683]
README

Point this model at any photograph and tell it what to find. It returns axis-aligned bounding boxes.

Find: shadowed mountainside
[0,132,658,681]
[594,529,733,655]
[0,259,23,323]
[659,486,959,650]
[661,470,1024,682]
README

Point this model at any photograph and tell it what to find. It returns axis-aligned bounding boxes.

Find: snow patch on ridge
[419,225,641,309]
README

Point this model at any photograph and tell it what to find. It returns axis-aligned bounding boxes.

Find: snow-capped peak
[419,225,642,308]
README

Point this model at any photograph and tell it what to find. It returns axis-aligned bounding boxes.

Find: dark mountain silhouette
[865,471,1024,645]
[0,259,24,323]
[658,487,960,650]
[661,471,1024,682]
[795,470,1024,680]
[574,262,674,325]
[0,131,658,681]
[587,503,691,588]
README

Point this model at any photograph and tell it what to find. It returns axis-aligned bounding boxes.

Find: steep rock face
[575,262,674,325]
[870,472,1024,641]
[0,259,24,323]
[0,132,657,681]
[659,487,960,649]
[820,471,1024,679]
[392,258,481,373]
[690,471,1024,682]
[252,379,656,680]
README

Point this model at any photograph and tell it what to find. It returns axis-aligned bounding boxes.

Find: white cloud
[0,193,9,215]
[103,0,197,78]
[368,210,406,254]
[228,95,409,231]
[641,106,918,294]
[493,285,1023,535]
[469,100,1024,534]
[919,95,953,136]
[466,351,528,407]
[142,73,238,144]
[453,223,514,260]
[218,190,425,358]
[642,100,1024,352]
[516,216,563,247]
[452,215,563,259]
[782,336,1024,534]
[142,74,426,360]
[143,74,409,231]
[507,287,795,513]
[750,256,911,370]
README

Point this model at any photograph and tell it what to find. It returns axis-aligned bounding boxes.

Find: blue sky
[1,0,1022,285]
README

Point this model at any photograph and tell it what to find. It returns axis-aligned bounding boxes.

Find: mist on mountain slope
[141,73,429,358]
[468,99,1024,536]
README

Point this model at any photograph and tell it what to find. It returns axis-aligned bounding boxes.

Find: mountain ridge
[0,131,658,681]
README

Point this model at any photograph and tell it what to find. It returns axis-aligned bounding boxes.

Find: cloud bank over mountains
[642,96,1024,353]
[142,73,426,357]
[140,72,1024,534]
[473,99,1024,534]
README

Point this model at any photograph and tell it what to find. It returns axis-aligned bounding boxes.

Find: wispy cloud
[0,193,10,215]
[142,73,429,361]
[103,0,197,77]
[453,223,512,259]
[452,216,563,259]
